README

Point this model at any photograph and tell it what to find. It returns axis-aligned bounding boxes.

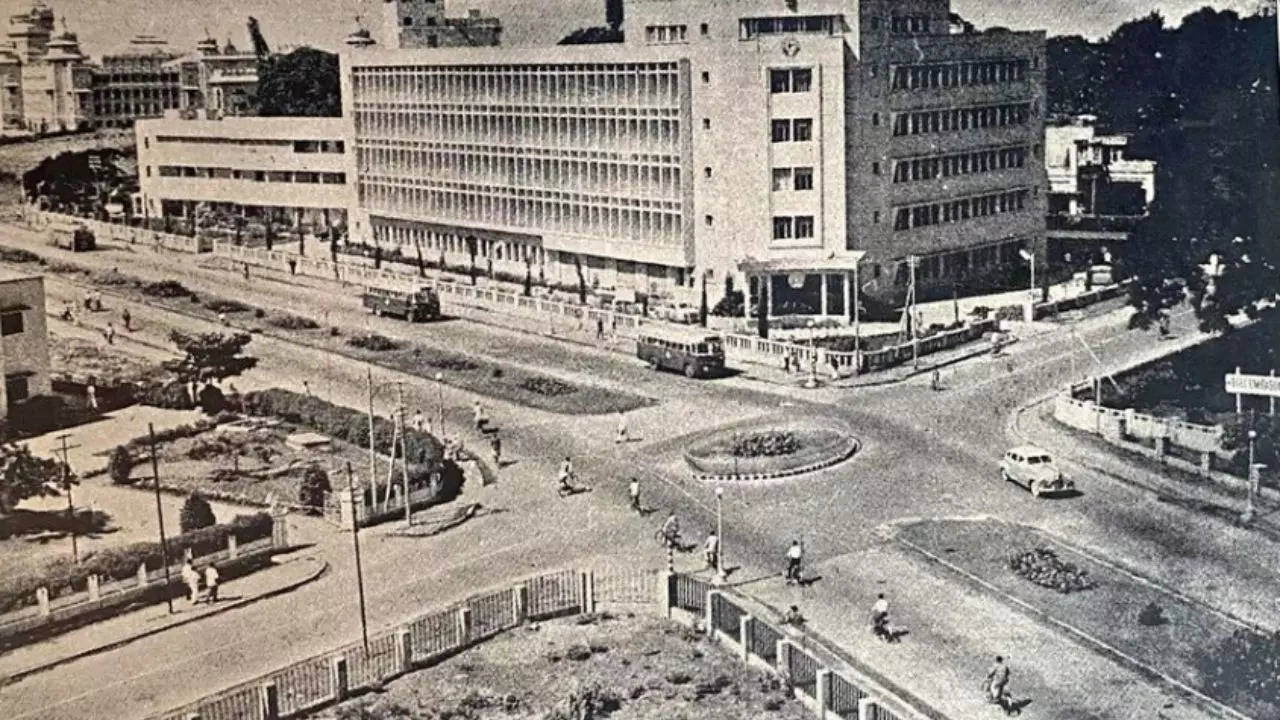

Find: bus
[48,222,95,252]
[636,327,726,378]
[362,285,441,322]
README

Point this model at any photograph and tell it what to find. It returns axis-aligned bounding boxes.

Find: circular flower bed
[1008,547,1096,594]
[684,423,856,480]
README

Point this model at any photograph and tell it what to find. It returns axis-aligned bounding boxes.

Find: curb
[0,556,328,687]
[689,436,861,483]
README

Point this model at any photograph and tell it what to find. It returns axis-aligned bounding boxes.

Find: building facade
[0,272,51,416]
[342,0,1046,315]
[1046,115,1156,216]
[135,116,349,231]
[91,35,181,128]
[168,35,260,118]
[380,0,502,49]
[1,2,93,133]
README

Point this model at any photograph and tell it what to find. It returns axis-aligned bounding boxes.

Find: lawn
[48,331,161,385]
[317,612,810,720]
[894,518,1277,720]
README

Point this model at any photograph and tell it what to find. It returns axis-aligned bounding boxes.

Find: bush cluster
[136,380,195,410]
[179,492,217,532]
[0,247,43,264]
[520,376,577,396]
[140,280,192,298]
[1008,547,1096,594]
[731,431,801,458]
[347,333,400,351]
[267,313,319,330]
[425,357,480,372]
[203,298,253,314]
[0,513,273,613]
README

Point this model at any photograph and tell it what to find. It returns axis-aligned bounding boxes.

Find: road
[1,224,1276,720]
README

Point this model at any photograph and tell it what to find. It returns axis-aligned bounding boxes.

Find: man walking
[204,563,220,603]
[703,529,719,570]
[473,401,486,431]
[557,456,574,497]
[660,513,680,549]
[596,316,604,341]
[615,413,628,444]
[181,559,200,605]
[121,307,131,331]
[489,433,502,467]
[104,322,116,345]
[785,540,803,585]
[985,656,1011,711]
[86,383,98,412]
[628,477,641,513]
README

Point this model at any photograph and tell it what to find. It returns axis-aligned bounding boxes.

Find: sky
[9,0,1272,58]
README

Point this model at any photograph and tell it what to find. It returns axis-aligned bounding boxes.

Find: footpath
[0,553,327,687]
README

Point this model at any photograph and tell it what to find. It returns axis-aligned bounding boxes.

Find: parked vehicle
[48,221,95,252]
[361,286,441,322]
[636,327,725,378]
[999,445,1074,497]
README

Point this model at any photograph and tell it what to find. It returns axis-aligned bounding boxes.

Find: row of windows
[354,109,681,153]
[892,102,1032,137]
[739,15,843,39]
[356,147,683,201]
[770,118,814,143]
[891,59,1030,91]
[360,137,678,166]
[769,68,813,94]
[154,165,346,184]
[96,72,179,84]
[360,180,684,245]
[903,240,1029,283]
[94,103,172,117]
[892,146,1029,183]
[93,88,178,100]
[890,15,932,35]
[772,215,815,240]
[151,135,342,153]
[645,25,687,44]
[771,166,814,192]
[893,189,1030,231]
[371,222,550,269]
[351,64,682,107]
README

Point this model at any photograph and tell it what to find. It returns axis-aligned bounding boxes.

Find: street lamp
[1241,429,1260,525]
[1018,248,1036,300]
[714,486,726,584]
[434,372,445,438]
[804,320,818,389]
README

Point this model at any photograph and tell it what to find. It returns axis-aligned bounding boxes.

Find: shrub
[347,333,399,351]
[520,376,577,396]
[179,492,216,533]
[1138,601,1167,626]
[137,380,195,410]
[253,307,266,319]
[299,464,330,510]
[711,290,745,317]
[46,261,86,275]
[92,269,132,285]
[204,298,252,314]
[108,446,135,484]
[140,280,192,298]
[0,246,42,264]
[121,420,215,452]
[994,305,1025,322]
[426,357,479,371]
[1008,547,1096,594]
[267,313,319,330]
[329,327,341,337]
[732,430,800,458]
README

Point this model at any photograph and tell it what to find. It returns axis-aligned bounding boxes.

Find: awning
[738,252,867,274]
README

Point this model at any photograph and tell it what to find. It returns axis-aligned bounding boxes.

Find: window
[794,216,814,238]
[700,23,709,36]
[872,112,880,126]
[5,374,28,404]
[873,211,880,224]
[145,166,151,177]
[702,118,711,130]
[705,214,714,227]
[793,118,813,141]
[772,216,793,239]
[770,69,791,93]
[872,162,881,175]
[794,167,813,190]
[701,71,710,83]
[0,311,22,336]
[403,16,413,26]
[792,68,812,92]
[771,119,792,143]
[143,137,149,149]
[771,168,792,191]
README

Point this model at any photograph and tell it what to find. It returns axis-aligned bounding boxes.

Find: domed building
[3,8,94,133]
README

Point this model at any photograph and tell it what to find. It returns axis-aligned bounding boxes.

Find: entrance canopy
[737,252,867,274]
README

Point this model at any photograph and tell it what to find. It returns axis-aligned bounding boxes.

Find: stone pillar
[820,273,829,316]
[137,562,148,587]
[513,583,528,624]
[37,587,50,616]
[87,574,100,602]
[857,697,874,720]
[660,571,673,619]
[1154,436,1167,462]
[228,534,238,559]
[816,668,832,719]
[272,511,289,548]
[705,590,718,637]
[777,639,792,675]
[739,614,753,660]
[396,628,412,673]
[331,656,349,701]
[259,680,279,720]
[580,571,597,614]
[1123,409,1136,440]
[842,273,852,327]
[1200,452,1214,476]
[337,491,356,531]
[457,607,472,645]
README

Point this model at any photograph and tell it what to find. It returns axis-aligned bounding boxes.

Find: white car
[1000,445,1074,497]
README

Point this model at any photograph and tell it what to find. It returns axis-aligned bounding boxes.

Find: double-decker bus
[636,326,726,378]
[362,285,441,322]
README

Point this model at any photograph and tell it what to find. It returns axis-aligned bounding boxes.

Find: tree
[256,47,341,117]
[558,27,623,45]
[299,465,330,510]
[0,444,73,515]
[179,492,216,533]
[164,331,258,385]
[247,16,271,59]
[606,0,624,31]
[574,255,588,304]
[108,446,135,485]
[756,281,769,339]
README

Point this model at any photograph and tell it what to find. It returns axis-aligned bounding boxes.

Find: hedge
[241,388,445,467]
[0,512,273,614]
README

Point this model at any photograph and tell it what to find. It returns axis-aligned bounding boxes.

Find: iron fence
[749,618,782,664]
[467,587,516,640]
[711,592,746,638]
[829,672,869,719]
[593,568,659,605]
[670,574,708,614]
[527,569,580,619]
[345,632,400,690]
[408,608,460,661]
[787,644,820,698]
[272,656,334,717]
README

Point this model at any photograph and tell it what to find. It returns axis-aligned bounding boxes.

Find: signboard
[1225,372,1280,398]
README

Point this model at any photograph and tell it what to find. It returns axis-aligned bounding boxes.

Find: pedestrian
[243,262,250,280]
[181,559,200,605]
[204,563,220,603]
[85,383,98,411]
[615,413,628,444]
[473,401,486,431]
[83,289,92,310]
[660,513,680,549]
[596,316,604,340]
[557,456,574,496]
[829,357,840,381]
[104,322,115,345]
[704,529,719,570]
[302,380,312,397]
[931,368,941,391]
[985,656,1011,711]
[785,540,803,585]
[490,433,502,467]
[121,307,131,331]
[92,291,102,311]
[412,410,426,433]
[784,604,806,627]
[628,477,640,513]
[61,302,74,323]
[218,312,228,326]
[288,258,297,276]
[783,354,792,373]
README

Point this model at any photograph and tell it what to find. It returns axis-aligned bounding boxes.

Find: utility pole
[54,433,80,563]
[346,461,370,653]
[148,424,174,615]
[907,256,919,369]
[398,383,412,526]
[366,366,378,511]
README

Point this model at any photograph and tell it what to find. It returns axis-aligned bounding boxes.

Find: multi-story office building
[91,35,181,128]
[342,0,1046,316]
[135,116,349,231]
[380,0,502,50]
[0,271,51,416]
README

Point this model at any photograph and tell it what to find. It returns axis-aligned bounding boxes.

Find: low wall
[24,209,212,253]
[1031,281,1130,320]
[1053,391,1224,455]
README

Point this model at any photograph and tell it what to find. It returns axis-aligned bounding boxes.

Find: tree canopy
[22,149,132,217]
[256,47,341,117]
[0,444,73,515]
[163,331,258,385]
[558,26,624,45]
[1047,9,1279,332]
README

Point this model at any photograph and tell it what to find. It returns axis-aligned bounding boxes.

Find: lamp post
[1019,248,1036,300]
[804,319,818,388]
[1241,429,1259,525]
[714,486,726,584]
[434,372,445,438]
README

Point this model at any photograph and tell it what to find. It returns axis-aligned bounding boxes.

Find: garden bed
[48,332,160,386]
[318,612,809,720]
[683,425,855,478]
[893,518,1278,719]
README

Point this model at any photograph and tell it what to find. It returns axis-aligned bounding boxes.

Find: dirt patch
[48,332,162,385]
[319,613,808,720]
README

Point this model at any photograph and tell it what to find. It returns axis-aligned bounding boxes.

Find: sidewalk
[744,545,1219,720]
[0,554,326,687]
